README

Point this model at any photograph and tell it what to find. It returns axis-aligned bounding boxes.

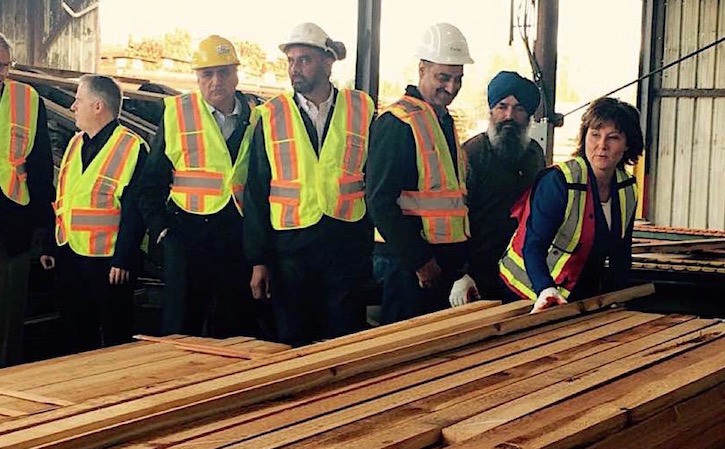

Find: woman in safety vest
[499,97,644,313]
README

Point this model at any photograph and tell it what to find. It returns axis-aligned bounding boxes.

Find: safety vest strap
[265,95,299,181]
[617,171,637,238]
[269,180,301,227]
[91,132,137,209]
[339,90,370,174]
[175,92,206,167]
[3,81,37,204]
[398,190,467,217]
[69,208,121,256]
[555,157,588,253]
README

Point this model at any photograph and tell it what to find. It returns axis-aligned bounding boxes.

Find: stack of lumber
[1,284,724,448]
[632,224,725,276]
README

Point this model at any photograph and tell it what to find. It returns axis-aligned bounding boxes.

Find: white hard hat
[279,23,341,60]
[414,23,474,65]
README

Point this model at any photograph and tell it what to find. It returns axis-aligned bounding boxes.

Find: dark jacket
[43,120,148,270]
[523,162,633,300]
[0,98,54,257]
[243,88,373,266]
[137,91,254,257]
[365,85,466,276]
[463,133,545,275]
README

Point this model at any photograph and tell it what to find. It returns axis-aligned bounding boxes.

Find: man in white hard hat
[0,33,54,366]
[137,35,264,338]
[243,23,375,346]
[366,23,478,324]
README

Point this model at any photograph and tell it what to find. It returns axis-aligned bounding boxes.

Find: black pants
[161,233,263,339]
[272,247,369,347]
[57,249,134,354]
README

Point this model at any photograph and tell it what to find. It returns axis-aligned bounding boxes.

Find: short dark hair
[79,74,123,117]
[574,97,644,168]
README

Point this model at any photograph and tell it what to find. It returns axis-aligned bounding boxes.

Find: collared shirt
[296,86,334,145]
[205,96,243,140]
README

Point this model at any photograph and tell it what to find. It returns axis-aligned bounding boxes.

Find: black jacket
[137,91,254,257]
[365,85,466,275]
[0,97,54,257]
[243,88,373,266]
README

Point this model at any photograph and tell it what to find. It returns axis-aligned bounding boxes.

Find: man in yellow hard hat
[366,23,477,324]
[137,35,264,338]
[0,32,54,366]
[243,23,375,346]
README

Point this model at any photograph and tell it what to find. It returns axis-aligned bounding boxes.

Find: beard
[487,119,531,163]
[291,76,313,94]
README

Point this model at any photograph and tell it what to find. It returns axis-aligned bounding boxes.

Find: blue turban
[487,71,540,115]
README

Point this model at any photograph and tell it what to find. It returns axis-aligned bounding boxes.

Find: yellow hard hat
[191,35,240,70]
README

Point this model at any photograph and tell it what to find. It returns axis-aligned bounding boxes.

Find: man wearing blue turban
[449,70,546,306]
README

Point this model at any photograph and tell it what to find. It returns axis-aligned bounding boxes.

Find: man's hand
[449,274,480,307]
[415,258,442,289]
[39,255,55,270]
[250,264,272,299]
[531,286,567,313]
[109,267,130,285]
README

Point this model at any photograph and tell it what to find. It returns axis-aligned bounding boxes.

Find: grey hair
[0,32,13,57]
[79,74,122,117]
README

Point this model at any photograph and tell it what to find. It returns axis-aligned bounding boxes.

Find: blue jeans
[373,253,452,325]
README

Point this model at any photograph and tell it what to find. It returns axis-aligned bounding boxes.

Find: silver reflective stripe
[397,194,465,212]
[343,92,366,172]
[340,180,364,194]
[92,231,111,255]
[282,206,296,227]
[431,217,448,241]
[553,158,586,251]
[179,93,202,167]
[11,83,30,159]
[338,200,351,218]
[270,184,299,199]
[101,133,135,179]
[500,254,534,297]
[269,97,296,180]
[189,195,200,211]
[409,110,442,190]
[173,174,224,190]
[71,213,120,227]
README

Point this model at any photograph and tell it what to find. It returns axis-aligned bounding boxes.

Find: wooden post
[533,0,559,165]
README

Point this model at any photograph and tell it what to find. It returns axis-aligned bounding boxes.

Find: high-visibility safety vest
[499,156,637,300]
[0,80,40,205]
[163,91,255,215]
[386,95,469,244]
[54,125,144,257]
[259,89,374,230]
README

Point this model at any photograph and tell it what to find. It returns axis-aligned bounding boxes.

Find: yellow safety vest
[0,80,40,205]
[499,156,637,300]
[259,89,374,230]
[164,91,254,215]
[54,125,144,257]
[385,95,469,244]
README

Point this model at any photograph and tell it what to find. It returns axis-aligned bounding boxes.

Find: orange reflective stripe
[269,180,301,227]
[341,90,368,174]
[176,93,206,168]
[268,97,299,181]
[57,135,82,200]
[91,133,135,209]
[70,209,121,255]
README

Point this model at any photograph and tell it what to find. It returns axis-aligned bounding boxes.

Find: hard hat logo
[192,35,240,70]
[215,45,231,56]
[414,23,474,66]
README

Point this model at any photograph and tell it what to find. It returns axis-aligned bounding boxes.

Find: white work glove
[449,274,480,307]
[531,286,568,314]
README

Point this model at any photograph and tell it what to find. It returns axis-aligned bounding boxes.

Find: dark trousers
[57,250,134,354]
[373,253,454,325]
[0,245,30,367]
[161,233,262,339]
[272,248,369,347]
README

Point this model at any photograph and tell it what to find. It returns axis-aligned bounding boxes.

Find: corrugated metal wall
[0,0,98,72]
[651,0,725,230]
